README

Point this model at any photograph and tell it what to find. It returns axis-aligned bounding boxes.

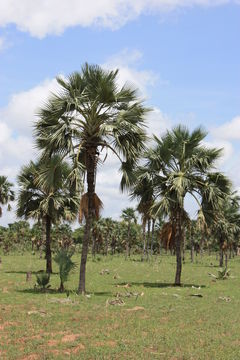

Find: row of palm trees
[1,63,239,292]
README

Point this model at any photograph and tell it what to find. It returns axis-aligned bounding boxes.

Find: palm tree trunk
[219,249,224,267]
[200,235,204,259]
[142,219,146,261]
[182,227,185,263]
[105,231,109,256]
[147,219,151,261]
[59,280,64,292]
[191,241,194,263]
[174,208,182,286]
[78,148,96,294]
[125,223,130,260]
[225,251,228,269]
[40,218,45,259]
[45,215,52,273]
[92,233,96,259]
[189,225,194,263]
[151,218,155,256]
[219,237,224,267]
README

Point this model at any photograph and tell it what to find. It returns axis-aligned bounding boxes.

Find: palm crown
[0,176,15,218]
[35,63,148,187]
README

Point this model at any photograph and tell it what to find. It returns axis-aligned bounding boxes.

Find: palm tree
[145,125,231,285]
[205,192,240,268]
[17,156,80,273]
[121,207,137,258]
[0,176,14,218]
[130,170,154,260]
[35,63,148,293]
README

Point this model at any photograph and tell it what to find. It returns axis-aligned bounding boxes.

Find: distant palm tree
[35,63,148,293]
[121,207,137,258]
[17,156,80,273]
[0,176,14,218]
[145,125,231,285]
[130,170,154,260]
[204,192,240,268]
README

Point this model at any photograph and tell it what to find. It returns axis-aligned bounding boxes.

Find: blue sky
[0,0,239,225]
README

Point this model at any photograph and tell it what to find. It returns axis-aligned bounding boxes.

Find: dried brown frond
[78,193,103,223]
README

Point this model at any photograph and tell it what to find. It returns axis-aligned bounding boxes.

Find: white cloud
[0,0,237,38]
[212,116,240,140]
[202,139,233,167]
[146,107,171,138]
[205,115,240,193]
[103,49,158,98]
[0,79,59,135]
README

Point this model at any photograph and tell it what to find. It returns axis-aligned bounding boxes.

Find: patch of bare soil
[20,354,39,360]
[71,344,85,353]
[94,340,116,347]
[126,306,145,312]
[0,321,19,331]
[47,339,59,347]
[61,333,81,343]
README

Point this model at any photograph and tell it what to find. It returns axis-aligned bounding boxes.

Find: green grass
[0,252,240,359]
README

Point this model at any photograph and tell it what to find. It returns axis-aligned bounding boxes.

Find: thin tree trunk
[92,233,96,259]
[219,237,224,267]
[142,219,146,261]
[182,227,185,263]
[78,148,96,294]
[190,226,194,263]
[105,232,109,256]
[45,215,52,273]
[200,235,204,259]
[40,218,46,259]
[219,249,224,267]
[146,219,151,261]
[125,223,130,260]
[225,251,228,269]
[151,218,155,256]
[174,208,182,286]
[59,280,64,292]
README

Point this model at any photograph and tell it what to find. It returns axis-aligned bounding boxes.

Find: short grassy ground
[0,252,240,359]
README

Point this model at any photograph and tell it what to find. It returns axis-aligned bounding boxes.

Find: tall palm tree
[35,63,148,293]
[121,207,137,258]
[145,125,231,285]
[0,176,14,218]
[130,170,154,260]
[17,156,80,273]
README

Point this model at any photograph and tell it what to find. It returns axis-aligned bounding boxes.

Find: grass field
[0,252,240,359]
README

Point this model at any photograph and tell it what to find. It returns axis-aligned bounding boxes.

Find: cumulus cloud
[0,79,59,135]
[0,79,60,225]
[211,116,240,140]
[205,115,240,193]
[0,0,237,38]
[103,49,158,98]
[146,107,171,138]
[202,139,233,167]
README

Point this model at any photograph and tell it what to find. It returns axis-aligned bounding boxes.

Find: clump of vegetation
[217,267,231,280]
[35,271,51,291]
[54,249,76,292]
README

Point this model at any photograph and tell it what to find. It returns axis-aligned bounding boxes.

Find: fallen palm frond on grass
[208,268,231,280]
